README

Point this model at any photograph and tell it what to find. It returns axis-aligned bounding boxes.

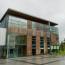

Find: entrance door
[15,45,26,57]
[8,48,15,58]
[18,46,23,57]
[15,35,27,57]
[7,34,27,58]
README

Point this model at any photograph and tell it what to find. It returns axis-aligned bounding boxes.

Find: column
[36,30,40,55]
[43,32,48,54]
[27,20,32,56]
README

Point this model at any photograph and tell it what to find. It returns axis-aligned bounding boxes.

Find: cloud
[0,0,65,42]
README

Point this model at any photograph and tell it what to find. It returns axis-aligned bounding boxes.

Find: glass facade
[50,26,58,35]
[32,36,36,49]
[7,16,27,58]
[7,33,27,58]
[32,21,58,34]
[8,16,27,29]
[7,16,58,57]
[32,36,36,55]
[32,21,46,31]
[0,14,58,58]
[40,37,44,48]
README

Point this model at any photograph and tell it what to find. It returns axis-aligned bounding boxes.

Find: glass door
[7,34,27,58]
[8,48,15,58]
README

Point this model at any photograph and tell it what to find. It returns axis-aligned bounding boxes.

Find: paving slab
[0,55,65,65]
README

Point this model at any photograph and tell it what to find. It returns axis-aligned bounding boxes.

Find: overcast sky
[0,0,65,42]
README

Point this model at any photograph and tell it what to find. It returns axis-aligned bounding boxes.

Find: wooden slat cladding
[27,20,32,56]
[7,27,27,35]
[51,33,58,45]
[27,29,32,55]
[43,32,48,54]
[36,30,40,55]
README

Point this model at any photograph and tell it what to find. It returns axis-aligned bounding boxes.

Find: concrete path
[0,55,65,65]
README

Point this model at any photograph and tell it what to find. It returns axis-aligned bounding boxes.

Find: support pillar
[43,32,48,54]
[27,20,32,56]
[36,30,40,55]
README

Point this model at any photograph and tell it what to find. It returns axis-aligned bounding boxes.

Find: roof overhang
[0,9,58,26]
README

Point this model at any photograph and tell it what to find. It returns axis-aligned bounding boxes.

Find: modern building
[0,9,59,58]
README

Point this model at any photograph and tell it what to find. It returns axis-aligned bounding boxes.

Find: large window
[32,22,36,30]
[8,15,27,29]
[40,37,44,48]
[50,26,58,35]
[47,37,50,47]
[32,36,36,49]
[32,21,49,31]
[7,33,16,48]
[15,35,27,45]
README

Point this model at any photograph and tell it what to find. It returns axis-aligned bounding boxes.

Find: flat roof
[0,9,58,26]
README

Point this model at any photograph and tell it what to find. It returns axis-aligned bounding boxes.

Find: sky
[0,0,65,42]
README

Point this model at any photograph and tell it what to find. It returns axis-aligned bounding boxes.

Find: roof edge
[0,8,58,26]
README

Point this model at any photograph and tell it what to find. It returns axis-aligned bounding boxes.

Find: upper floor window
[8,15,27,29]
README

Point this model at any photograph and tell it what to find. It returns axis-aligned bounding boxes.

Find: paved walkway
[0,55,65,65]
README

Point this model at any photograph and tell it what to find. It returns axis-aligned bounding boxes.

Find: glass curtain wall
[32,21,58,53]
[7,15,27,58]
[32,21,50,32]
[32,21,58,35]
[0,15,8,58]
